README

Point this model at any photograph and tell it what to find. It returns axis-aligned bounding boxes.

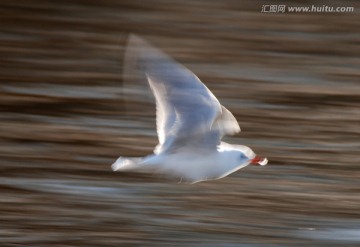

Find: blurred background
[0,0,359,246]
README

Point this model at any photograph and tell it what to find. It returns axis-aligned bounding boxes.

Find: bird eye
[239,153,246,160]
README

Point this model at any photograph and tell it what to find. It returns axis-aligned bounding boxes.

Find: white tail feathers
[111,157,143,171]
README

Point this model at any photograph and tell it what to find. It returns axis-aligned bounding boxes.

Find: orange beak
[250,156,268,166]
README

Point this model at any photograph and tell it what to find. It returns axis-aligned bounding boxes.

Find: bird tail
[111,157,144,171]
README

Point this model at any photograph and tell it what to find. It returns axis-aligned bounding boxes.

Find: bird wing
[125,35,240,153]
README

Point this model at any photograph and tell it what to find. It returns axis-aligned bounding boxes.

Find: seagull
[112,35,268,183]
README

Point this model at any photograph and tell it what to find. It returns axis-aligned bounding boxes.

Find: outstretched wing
[125,35,240,153]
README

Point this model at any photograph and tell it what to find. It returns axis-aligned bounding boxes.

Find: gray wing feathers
[126,35,240,153]
[212,105,241,136]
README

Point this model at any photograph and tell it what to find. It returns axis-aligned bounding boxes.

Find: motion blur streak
[0,0,359,246]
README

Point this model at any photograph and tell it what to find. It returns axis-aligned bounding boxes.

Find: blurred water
[1,0,360,246]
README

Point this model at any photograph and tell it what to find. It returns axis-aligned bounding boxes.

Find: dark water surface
[1,1,360,246]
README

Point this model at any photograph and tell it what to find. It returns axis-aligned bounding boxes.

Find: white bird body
[113,142,257,183]
[112,35,267,183]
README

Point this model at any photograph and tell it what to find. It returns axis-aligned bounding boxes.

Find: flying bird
[112,35,267,183]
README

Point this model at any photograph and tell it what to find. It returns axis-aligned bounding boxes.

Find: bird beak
[250,156,268,166]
